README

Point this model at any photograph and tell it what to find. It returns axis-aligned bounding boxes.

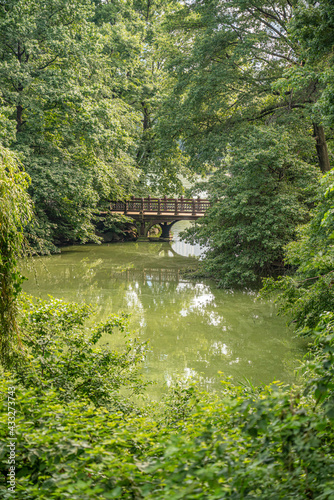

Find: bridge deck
[111,211,202,217]
[110,197,210,217]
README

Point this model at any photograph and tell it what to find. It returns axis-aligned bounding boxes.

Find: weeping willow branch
[0,145,33,368]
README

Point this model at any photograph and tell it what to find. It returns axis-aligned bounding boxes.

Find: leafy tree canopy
[159,0,329,173]
[184,124,319,287]
[93,0,189,195]
[0,0,143,251]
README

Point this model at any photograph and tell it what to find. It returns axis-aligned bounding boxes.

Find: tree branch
[36,54,60,71]
[248,102,306,122]
[4,42,18,58]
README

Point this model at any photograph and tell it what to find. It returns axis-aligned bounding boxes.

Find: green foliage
[157,0,333,286]
[0,145,33,367]
[290,0,334,128]
[1,375,334,499]
[93,0,188,195]
[0,0,195,252]
[263,169,334,332]
[161,380,200,426]
[302,312,334,417]
[184,125,319,287]
[0,0,142,251]
[2,3,334,499]
[96,213,138,240]
[159,0,324,172]
[261,166,334,419]
[15,295,148,409]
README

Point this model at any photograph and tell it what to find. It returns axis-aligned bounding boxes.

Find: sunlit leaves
[1,376,334,499]
[17,295,148,409]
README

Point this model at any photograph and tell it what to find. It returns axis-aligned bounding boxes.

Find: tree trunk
[313,123,331,173]
[16,104,23,132]
[142,102,150,131]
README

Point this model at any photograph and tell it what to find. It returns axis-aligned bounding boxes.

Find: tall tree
[93,0,188,195]
[0,0,141,251]
[289,0,334,168]
[184,125,319,286]
[160,0,330,174]
[157,0,329,285]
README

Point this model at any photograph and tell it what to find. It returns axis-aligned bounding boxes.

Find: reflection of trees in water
[114,279,301,387]
[171,239,203,258]
[23,242,197,285]
[21,243,304,389]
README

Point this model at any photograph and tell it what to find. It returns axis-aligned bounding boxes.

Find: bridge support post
[140,221,146,237]
[159,222,176,241]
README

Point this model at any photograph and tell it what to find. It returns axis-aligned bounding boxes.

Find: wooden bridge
[110,196,210,239]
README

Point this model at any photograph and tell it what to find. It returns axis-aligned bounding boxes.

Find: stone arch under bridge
[109,196,210,241]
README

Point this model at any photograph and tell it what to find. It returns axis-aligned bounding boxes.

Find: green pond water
[21,222,306,396]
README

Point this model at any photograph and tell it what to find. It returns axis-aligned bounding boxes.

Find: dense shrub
[1,376,334,499]
[263,169,334,333]
[15,296,148,410]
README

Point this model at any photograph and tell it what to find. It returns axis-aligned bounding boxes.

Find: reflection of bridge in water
[110,196,210,239]
[110,243,196,285]
[111,267,186,284]
[109,242,196,283]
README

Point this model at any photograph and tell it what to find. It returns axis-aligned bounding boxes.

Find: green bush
[1,376,334,499]
[15,296,148,410]
[0,284,333,498]
[263,169,334,333]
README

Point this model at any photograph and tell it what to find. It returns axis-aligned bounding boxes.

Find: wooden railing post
[141,197,144,213]
[192,198,196,215]
[148,195,151,212]
[158,198,161,214]
[124,200,128,214]
[130,195,135,211]
[175,198,178,215]
[197,196,201,213]
[164,195,167,212]
[180,195,184,213]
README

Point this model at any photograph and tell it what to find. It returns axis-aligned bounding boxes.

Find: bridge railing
[110,197,210,215]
